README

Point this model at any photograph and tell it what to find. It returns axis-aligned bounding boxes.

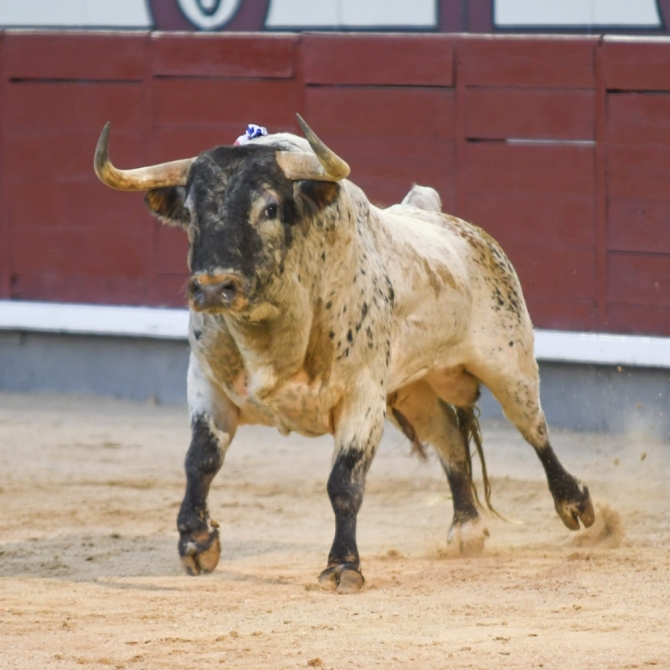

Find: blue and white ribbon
[234,124,268,145]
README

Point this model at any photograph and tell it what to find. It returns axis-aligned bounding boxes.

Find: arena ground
[0,392,668,669]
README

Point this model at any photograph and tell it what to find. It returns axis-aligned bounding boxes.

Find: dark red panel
[155,227,189,276]
[504,246,596,303]
[7,82,142,132]
[606,303,670,337]
[526,300,596,331]
[306,86,455,139]
[152,33,297,78]
[11,227,147,279]
[603,38,670,92]
[11,179,146,232]
[466,88,594,140]
[4,32,147,81]
[462,37,597,88]
[607,146,670,201]
[302,34,454,86]
[313,137,455,209]
[607,92,670,146]
[607,252,670,308]
[608,199,670,255]
[153,78,298,131]
[7,131,142,181]
[467,193,595,248]
[465,144,594,197]
[153,275,189,308]
[10,274,147,306]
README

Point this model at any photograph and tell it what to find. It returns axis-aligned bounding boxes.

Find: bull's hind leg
[178,355,239,575]
[320,374,386,594]
[473,357,595,531]
[389,380,489,554]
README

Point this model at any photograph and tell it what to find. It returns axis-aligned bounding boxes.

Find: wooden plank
[606,303,670,337]
[603,38,670,92]
[607,252,670,308]
[4,31,147,81]
[526,299,596,331]
[504,246,596,303]
[607,92,670,146]
[466,193,595,248]
[312,137,455,207]
[10,274,147,306]
[7,131,142,181]
[462,37,597,88]
[594,46,608,332]
[7,81,142,131]
[10,227,147,279]
[306,86,455,140]
[153,78,298,131]
[466,87,594,140]
[465,144,594,197]
[0,32,9,299]
[151,33,297,79]
[11,180,146,232]
[156,227,189,276]
[607,145,670,201]
[608,199,670,255]
[302,34,454,86]
[153,275,191,308]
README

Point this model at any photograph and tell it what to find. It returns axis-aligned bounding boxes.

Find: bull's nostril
[219,281,237,301]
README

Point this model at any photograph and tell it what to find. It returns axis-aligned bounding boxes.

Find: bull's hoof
[178,524,221,575]
[447,517,490,555]
[318,563,365,594]
[555,485,595,531]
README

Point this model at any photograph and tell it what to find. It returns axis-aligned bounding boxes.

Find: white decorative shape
[266,0,437,28]
[340,0,437,27]
[266,0,338,27]
[176,0,242,29]
[2,301,670,369]
[495,0,661,28]
[0,0,152,27]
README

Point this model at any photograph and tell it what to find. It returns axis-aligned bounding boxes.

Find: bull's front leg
[319,379,386,594]
[178,356,239,575]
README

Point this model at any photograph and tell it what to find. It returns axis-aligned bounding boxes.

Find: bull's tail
[456,406,508,522]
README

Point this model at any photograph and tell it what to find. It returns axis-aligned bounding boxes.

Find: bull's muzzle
[189,273,248,313]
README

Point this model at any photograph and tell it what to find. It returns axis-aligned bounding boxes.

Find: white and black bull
[93,116,595,593]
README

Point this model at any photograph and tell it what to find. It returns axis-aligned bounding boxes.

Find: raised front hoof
[318,564,365,594]
[447,517,490,556]
[555,485,596,531]
[178,525,221,576]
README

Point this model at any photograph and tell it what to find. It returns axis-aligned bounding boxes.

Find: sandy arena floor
[0,392,669,669]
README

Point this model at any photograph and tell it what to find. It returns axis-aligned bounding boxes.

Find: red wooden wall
[0,31,669,336]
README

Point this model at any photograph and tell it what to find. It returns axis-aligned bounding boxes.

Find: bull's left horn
[94,122,195,191]
[276,114,350,182]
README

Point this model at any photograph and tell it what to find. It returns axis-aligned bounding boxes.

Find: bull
[93,116,595,593]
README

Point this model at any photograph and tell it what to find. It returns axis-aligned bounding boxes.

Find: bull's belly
[223,370,337,438]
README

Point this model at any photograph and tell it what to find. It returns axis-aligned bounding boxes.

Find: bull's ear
[297,180,340,211]
[144,187,189,228]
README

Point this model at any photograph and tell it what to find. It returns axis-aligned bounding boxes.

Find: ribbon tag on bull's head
[234,124,268,146]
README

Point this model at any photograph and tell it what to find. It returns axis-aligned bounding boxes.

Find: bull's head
[94,115,349,314]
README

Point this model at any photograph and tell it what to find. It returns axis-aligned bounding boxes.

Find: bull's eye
[265,204,278,220]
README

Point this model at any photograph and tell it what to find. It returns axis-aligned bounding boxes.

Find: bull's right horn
[94,122,195,191]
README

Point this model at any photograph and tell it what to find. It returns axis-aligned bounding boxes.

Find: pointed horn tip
[94,122,112,179]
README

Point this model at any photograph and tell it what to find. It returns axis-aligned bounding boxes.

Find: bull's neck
[223,184,372,399]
